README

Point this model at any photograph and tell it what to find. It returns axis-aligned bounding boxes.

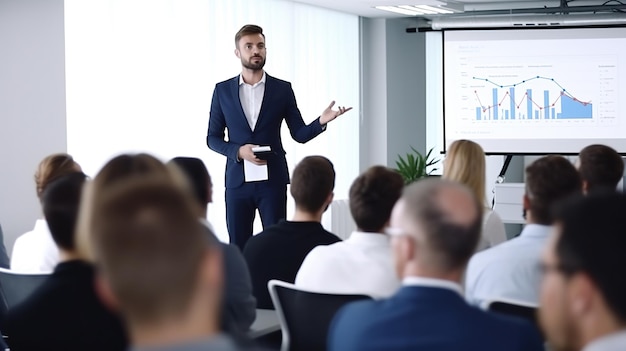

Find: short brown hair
[578,144,624,192]
[350,166,404,232]
[402,179,483,271]
[235,24,264,48]
[35,153,81,199]
[91,177,213,325]
[525,156,581,225]
[290,156,335,213]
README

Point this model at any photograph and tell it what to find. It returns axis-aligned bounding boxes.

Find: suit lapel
[256,74,273,129]
[230,76,252,133]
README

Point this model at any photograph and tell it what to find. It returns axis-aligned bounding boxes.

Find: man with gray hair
[328,179,543,351]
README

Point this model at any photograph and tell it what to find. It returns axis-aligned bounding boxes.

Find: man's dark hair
[168,157,210,209]
[290,156,335,213]
[349,166,404,232]
[403,179,483,271]
[235,24,264,48]
[578,144,624,192]
[42,172,88,251]
[525,156,581,225]
[554,192,626,323]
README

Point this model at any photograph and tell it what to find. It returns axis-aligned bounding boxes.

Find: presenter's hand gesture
[238,144,267,165]
[320,101,353,125]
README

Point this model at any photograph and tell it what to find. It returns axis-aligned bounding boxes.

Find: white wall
[0,0,67,254]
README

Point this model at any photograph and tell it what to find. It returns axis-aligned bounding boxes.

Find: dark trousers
[226,182,287,251]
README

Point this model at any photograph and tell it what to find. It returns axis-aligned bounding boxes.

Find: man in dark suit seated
[329,179,544,351]
[4,172,127,351]
[168,156,257,333]
[243,156,341,309]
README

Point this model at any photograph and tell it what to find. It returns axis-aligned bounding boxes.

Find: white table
[248,308,281,338]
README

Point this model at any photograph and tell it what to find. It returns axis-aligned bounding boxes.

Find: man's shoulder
[215,76,239,88]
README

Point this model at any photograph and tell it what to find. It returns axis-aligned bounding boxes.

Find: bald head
[391,178,482,273]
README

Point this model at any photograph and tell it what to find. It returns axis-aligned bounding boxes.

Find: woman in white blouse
[443,140,507,251]
[11,154,82,272]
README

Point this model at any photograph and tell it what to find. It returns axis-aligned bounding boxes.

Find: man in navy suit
[207,24,351,250]
[328,179,544,351]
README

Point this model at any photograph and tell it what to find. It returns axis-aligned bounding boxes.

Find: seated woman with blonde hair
[443,140,507,250]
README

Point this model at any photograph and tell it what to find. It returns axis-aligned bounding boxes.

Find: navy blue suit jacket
[329,286,544,351]
[207,74,325,188]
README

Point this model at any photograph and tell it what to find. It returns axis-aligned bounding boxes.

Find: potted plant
[395,146,440,185]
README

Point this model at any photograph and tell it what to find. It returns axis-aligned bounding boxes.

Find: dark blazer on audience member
[243,220,340,309]
[329,286,544,351]
[4,260,127,351]
[221,243,257,332]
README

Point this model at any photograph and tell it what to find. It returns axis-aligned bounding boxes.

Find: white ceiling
[291,0,609,18]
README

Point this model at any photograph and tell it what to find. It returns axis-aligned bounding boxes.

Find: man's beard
[242,56,265,71]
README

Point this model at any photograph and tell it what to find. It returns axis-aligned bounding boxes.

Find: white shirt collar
[520,224,553,239]
[239,71,266,87]
[34,219,48,232]
[346,231,390,246]
[402,277,463,296]
[583,330,626,351]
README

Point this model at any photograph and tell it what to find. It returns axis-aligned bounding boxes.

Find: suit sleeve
[284,83,325,144]
[207,86,241,162]
[221,243,257,331]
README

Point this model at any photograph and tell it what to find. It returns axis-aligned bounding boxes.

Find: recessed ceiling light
[375,5,423,16]
[414,5,454,14]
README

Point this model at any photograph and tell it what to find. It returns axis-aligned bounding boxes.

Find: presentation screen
[443,27,626,154]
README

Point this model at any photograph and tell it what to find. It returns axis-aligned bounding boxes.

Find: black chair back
[269,280,371,351]
[486,299,543,338]
[0,268,49,327]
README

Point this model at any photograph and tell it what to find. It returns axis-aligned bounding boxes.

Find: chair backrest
[484,298,542,336]
[268,280,371,351]
[0,268,49,326]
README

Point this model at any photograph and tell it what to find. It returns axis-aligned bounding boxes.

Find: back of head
[42,172,87,251]
[525,156,582,225]
[168,157,211,209]
[290,156,335,213]
[578,144,624,193]
[396,178,483,272]
[553,192,626,324]
[349,166,404,232]
[91,177,215,326]
[443,140,486,206]
[35,153,82,200]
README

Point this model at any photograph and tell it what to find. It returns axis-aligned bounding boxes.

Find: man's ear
[568,273,595,317]
[523,194,530,211]
[94,274,120,312]
[234,48,240,59]
[582,180,589,194]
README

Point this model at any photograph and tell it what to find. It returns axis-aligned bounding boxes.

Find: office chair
[0,268,49,329]
[483,298,543,338]
[268,279,371,351]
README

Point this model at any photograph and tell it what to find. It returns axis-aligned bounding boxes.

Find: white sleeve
[482,210,507,248]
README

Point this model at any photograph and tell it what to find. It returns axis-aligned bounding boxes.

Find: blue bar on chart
[493,88,498,120]
[558,95,593,119]
[535,110,539,119]
[476,107,481,120]
[509,87,516,120]
[551,108,555,119]
[543,90,550,119]
[505,110,509,120]
[527,89,533,120]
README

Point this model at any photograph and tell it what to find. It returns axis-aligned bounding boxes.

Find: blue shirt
[465,224,552,306]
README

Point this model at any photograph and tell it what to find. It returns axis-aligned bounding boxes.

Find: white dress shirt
[475,209,507,251]
[464,224,552,306]
[11,219,59,273]
[239,72,266,131]
[402,276,464,296]
[583,331,626,351]
[295,232,400,299]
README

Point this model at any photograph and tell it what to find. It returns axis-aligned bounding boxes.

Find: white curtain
[64,0,360,242]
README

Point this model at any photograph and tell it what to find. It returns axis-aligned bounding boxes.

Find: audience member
[577,144,624,193]
[168,157,256,332]
[465,155,581,306]
[243,156,341,309]
[328,179,544,351]
[443,139,506,250]
[540,193,626,351]
[77,153,255,338]
[0,224,9,268]
[295,166,402,298]
[91,177,239,350]
[4,172,127,351]
[12,153,81,273]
